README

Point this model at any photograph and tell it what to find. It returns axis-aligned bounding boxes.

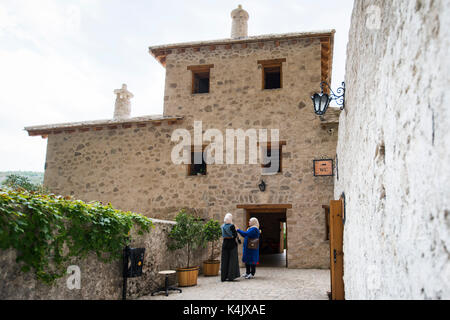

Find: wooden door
[329,198,345,300]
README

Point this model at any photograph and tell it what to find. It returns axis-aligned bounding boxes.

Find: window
[257,59,286,90]
[193,72,210,93]
[264,66,281,89]
[187,64,214,94]
[188,146,207,176]
[260,141,286,174]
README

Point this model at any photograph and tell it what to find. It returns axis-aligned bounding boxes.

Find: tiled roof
[25,115,183,138]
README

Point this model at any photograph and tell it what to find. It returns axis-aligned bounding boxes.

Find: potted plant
[168,209,204,287]
[202,219,222,276]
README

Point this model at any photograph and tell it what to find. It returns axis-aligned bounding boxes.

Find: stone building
[25,6,340,269]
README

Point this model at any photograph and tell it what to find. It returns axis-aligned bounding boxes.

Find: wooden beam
[257,58,286,66]
[244,208,288,214]
[187,64,214,71]
[236,204,292,210]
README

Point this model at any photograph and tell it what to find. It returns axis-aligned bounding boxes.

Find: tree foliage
[0,188,153,284]
[167,209,204,268]
[202,219,222,261]
[2,174,45,193]
[0,171,44,185]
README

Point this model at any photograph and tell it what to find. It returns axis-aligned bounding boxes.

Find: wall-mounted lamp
[311,81,345,116]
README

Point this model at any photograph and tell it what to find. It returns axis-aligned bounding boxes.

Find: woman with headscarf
[220,213,241,282]
[237,217,260,279]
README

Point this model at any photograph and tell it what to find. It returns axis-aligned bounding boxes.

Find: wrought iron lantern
[258,180,266,192]
[311,81,346,116]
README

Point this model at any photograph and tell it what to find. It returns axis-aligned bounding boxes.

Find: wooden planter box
[203,260,220,276]
[176,266,200,287]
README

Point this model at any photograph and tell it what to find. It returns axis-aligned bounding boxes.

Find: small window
[188,147,207,176]
[193,71,210,93]
[258,59,286,90]
[188,64,214,94]
[264,66,281,89]
[260,141,286,174]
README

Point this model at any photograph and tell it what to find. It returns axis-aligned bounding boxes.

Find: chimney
[230,5,249,39]
[113,84,133,119]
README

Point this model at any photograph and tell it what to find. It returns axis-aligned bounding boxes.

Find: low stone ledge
[0,218,207,300]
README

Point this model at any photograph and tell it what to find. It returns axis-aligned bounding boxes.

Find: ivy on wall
[0,188,153,284]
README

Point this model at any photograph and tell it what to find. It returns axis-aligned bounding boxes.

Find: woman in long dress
[220,213,241,282]
[237,217,261,279]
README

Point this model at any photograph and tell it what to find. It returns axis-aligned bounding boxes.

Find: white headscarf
[224,213,233,224]
[249,217,260,229]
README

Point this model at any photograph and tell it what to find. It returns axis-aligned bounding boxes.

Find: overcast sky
[0,0,354,172]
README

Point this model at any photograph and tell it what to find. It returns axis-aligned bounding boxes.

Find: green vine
[0,188,153,284]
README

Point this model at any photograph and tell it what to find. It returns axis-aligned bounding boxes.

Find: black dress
[220,224,241,281]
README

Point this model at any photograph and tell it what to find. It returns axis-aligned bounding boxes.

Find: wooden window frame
[187,64,214,94]
[186,144,208,176]
[257,59,286,90]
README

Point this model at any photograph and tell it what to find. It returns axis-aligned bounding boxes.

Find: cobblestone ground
[139,268,330,300]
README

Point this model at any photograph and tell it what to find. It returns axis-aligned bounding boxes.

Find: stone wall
[335,1,450,299]
[0,219,207,300]
[43,36,338,269]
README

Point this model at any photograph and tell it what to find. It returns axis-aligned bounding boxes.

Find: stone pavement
[139,267,330,300]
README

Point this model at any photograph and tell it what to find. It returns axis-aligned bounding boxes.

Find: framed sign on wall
[313,159,334,177]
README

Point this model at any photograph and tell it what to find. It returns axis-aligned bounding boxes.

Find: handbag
[247,237,259,250]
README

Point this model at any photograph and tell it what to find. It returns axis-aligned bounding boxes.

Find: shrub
[0,188,153,284]
[202,219,222,261]
[167,209,204,268]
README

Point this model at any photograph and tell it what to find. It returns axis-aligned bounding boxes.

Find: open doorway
[244,206,288,268]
